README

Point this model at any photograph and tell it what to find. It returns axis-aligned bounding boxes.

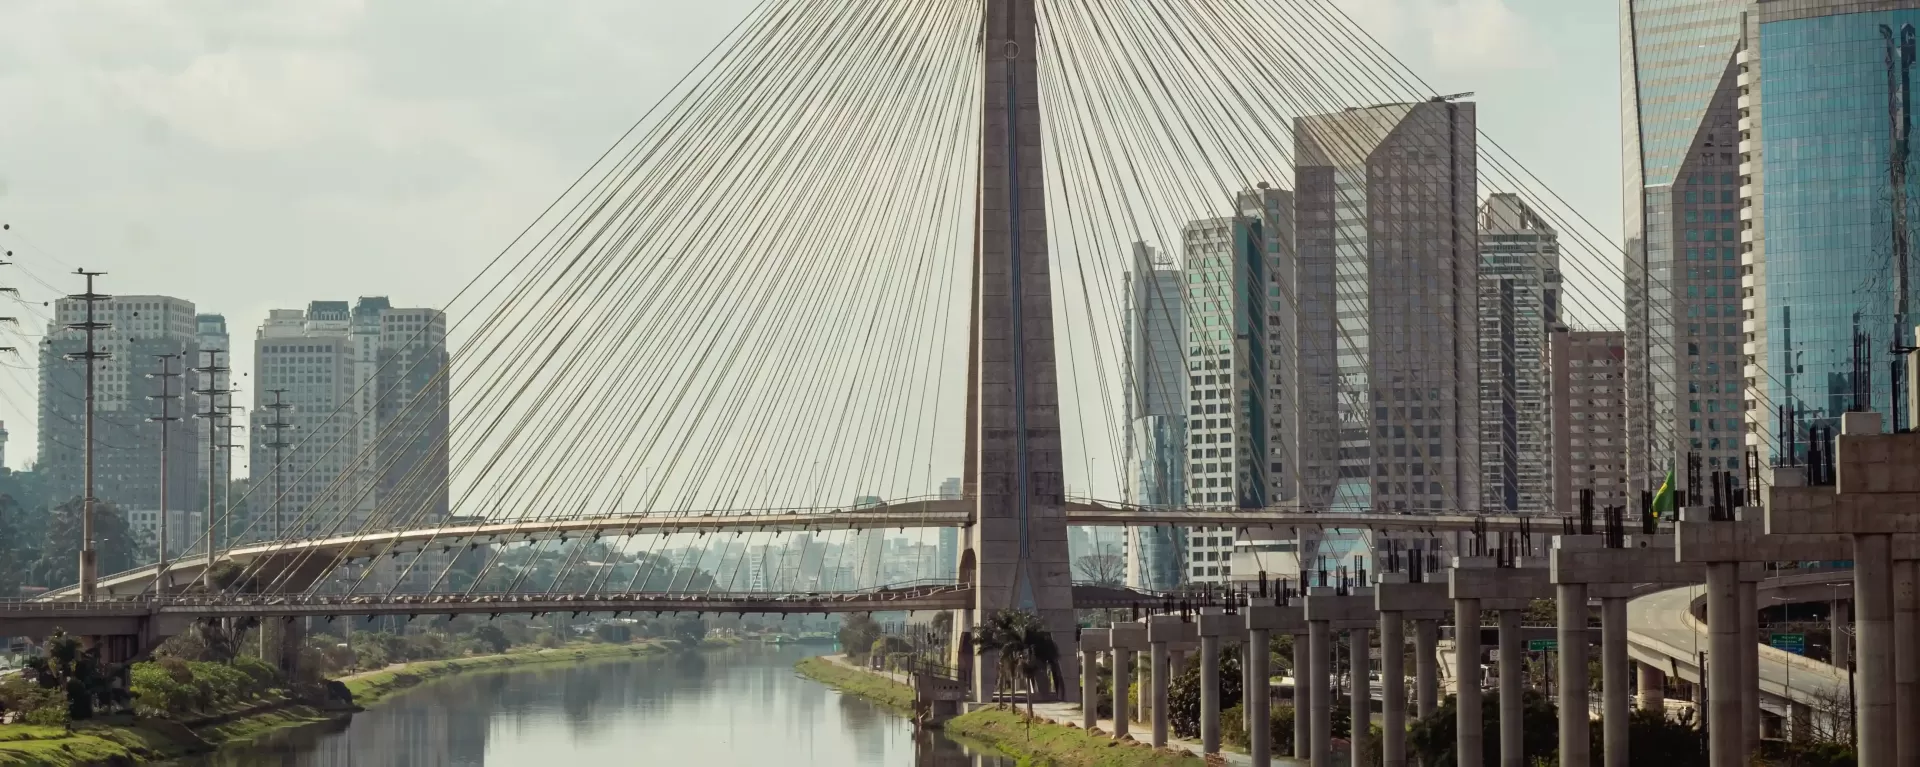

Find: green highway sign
[1527,639,1558,652]
[1770,634,1806,654]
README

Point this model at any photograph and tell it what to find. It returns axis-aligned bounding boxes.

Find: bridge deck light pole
[64,269,110,602]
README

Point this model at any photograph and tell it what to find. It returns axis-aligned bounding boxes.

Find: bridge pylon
[962,0,1078,704]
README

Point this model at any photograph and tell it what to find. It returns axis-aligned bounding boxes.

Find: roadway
[1626,583,1847,711]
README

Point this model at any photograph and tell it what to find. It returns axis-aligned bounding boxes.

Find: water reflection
[163,645,1009,766]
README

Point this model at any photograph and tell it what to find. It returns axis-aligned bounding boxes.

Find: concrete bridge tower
[962,0,1079,703]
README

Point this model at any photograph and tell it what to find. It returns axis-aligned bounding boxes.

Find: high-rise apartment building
[1622,0,1748,494]
[1738,1,1920,469]
[251,298,448,588]
[1477,194,1561,513]
[1230,184,1301,584]
[1122,243,1188,591]
[1181,214,1266,585]
[39,295,201,549]
[1551,329,1629,515]
[1295,100,1479,568]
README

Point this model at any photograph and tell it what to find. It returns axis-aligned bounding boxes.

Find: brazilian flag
[1652,467,1677,519]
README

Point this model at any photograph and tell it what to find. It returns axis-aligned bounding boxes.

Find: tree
[1074,553,1127,586]
[839,613,883,661]
[21,630,121,721]
[0,494,26,598]
[473,624,511,653]
[1169,644,1245,737]
[30,497,138,588]
[1407,690,1557,767]
[972,609,1062,723]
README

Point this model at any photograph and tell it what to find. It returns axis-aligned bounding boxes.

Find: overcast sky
[0,0,1620,479]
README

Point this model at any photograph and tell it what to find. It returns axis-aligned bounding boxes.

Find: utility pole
[262,389,293,540]
[192,348,227,588]
[219,398,244,545]
[147,354,182,598]
[66,269,110,601]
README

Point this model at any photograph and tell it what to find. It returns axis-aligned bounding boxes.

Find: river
[163,645,1013,767]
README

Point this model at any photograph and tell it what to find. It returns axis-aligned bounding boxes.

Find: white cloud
[1335,0,1550,74]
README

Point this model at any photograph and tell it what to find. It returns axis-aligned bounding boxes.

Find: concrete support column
[1637,662,1666,714]
[1151,639,1170,748]
[1894,559,1919,767]
[1789,701,1812,743]
[1834,598,1853,670]
[1455,598,1484,767]
[1294,632,1312,763]
[1855,533,1895,767]
[1498,609,1523,767]
[1250,627,1272,767]
[976,648,998,706]
[1602,597,1629,767]
[1350,627,1371,767]
[1309,620,1332,767]
[1138,651,1150,724]
[1558,583,1591,767]
[1111,649,1131,740]
[276,618,305,678]
[1381,613,1407,767]
[1706,561,1744,767]
[1738,580,1759,756]
[1415,619,1439,719]
[1081,648,1098,729]
[1201,632,1221,754]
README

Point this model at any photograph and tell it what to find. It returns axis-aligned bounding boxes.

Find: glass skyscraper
[1745,2,1920,463]
[1621,0,1748,493]
[1123,243,1188,591]
[1180,214,1267,585]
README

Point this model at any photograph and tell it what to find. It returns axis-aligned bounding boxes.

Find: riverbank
[791,656,1206,767]
[0,641,690,766]
[792,655,916,713]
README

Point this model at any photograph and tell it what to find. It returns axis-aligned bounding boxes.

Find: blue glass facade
[1761,11,1920,444]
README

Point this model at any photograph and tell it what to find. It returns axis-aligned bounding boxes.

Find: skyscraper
[39,295,201,544]
[1296,100,1479,568]
[937,476,960,580]
[1739,1,1920,469]
[1621,0,1748,493]
[1550,328,1629,515]
[1477,194,1561,513]
[251,298,448,589]
[1232,184,1301,585]
[1122,243,1188,591]
[1181,213,1266,585]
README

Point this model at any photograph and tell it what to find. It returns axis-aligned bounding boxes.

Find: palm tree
[972,609,1062,723]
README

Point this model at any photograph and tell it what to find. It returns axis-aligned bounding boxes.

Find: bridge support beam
[1294,630,1311,762]
[1557,582,1591,767]
[1307,616,1331,767]
[1373,572,1446,767]
[1249,625,1271,767]
[1111,648,1131,739]
[1637,662,1665,713]
[1705,561,1744,767]
[1198,609,1239,755]
[1150,637,1169,747]
[1498,609,1523,767]
[1737,578,1759,757]
[1454,596,1483,767]
[1081,646,1097,729]
[1602,597,1629,767]
[1348,626,1370,767]
[1379,612,1405,767]
[1894,559,1918,767]
[1146,615,1193,749]
[1415,619,1439,719]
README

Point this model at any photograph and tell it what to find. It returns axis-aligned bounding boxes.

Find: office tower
[937,476,960,579]
[1181,213,1267,585]
[251,298,448,589]
[1296,100,1479,568]
[39,295,201,546]
[849,495,884,588]
[1478,194,1562,513]
[1122,243,1188,591]
[1622,0,1748,493]
[1231,184,1301,584]
[1551,328,1630,515]
[1739,2,1920,468]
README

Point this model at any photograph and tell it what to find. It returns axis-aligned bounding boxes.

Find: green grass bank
[792,656,916,713]
[942,709,1207,767]
[0,641,689,766]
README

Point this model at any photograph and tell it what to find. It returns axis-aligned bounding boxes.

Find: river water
[164,645,1012,767]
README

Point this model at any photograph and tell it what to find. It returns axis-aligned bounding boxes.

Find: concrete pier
[1146,615,1195,750]
[1415,619,1439,718]
[1249,622,1273,766]
[1895,559,1919,767]
[1294,631,1311,762]
[1637,662,1665,713]
[1305,585,1380,767]
[1380,614,1406,767]
[1199,609,1239,755]
[1557,582,1590,767]
[1308,617,1331,767]
[1374,572,1447,767]
[1245,599,1306,767]
[1737,578,1759,756]
[1834,598,1852,670]
[1855,533,1894,767]
[1706,561,1743,767]
[1349,626,1370,767]
[1110,623,1145,741]
[1151,636,1170,747]
[1498,609,1523,767]
[1454,595,1483,767]
[1601,597,1629,767]
[1080,646,1098,728]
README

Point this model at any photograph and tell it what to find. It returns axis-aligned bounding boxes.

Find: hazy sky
[0,0,1621,479]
